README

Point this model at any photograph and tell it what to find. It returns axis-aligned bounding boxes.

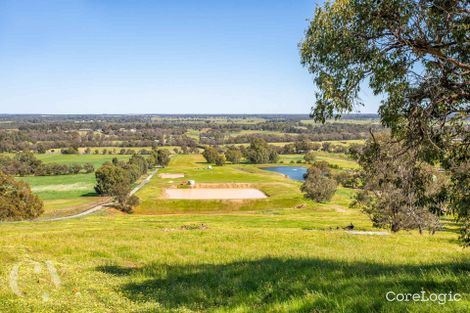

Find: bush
[117,195,140,214]
[301,174,337,202]
[61,147,79,154]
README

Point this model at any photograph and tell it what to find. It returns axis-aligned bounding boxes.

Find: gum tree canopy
[301,0,469,242]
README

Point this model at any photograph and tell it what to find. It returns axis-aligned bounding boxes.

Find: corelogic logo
[386,290,462,305]
[9,260,61,302]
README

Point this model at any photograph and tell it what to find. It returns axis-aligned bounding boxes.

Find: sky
[0,0,380,114]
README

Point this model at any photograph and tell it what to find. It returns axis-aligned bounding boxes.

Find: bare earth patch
[164,188,267,200]
[159,173,185,179]
[31,182,92,193]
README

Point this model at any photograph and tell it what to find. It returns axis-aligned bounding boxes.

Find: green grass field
[0,211,468,312]
[14,154,130,218]
[1,154,468,312]
[279,152,359,170]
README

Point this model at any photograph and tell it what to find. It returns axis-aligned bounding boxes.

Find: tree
[0,171,43,221]
[301,166,337,202]
[14,152,42,175]
[352,135,445,233]
[202,146,219,164]
[245,138,278,164]
[321,142,331,153]
[301,0,469,243]
[156,149,171,167]
[83,163,95,173]
[334,170,362,189]
[129,154,148,175]
[69,163,82,174]
[225,146,242,164]
[304,152,316,163]
[36,144,47,154]
[94,164,131,196]
[214,153,225,166]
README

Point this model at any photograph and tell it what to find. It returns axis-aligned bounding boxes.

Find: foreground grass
[0,212,468,313]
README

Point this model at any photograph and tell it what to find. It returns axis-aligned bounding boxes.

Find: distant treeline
[0,152,94,176]
[0,115,381,152]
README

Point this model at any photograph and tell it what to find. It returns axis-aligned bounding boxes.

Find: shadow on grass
[80,192,99,197]
[96,257,470,312]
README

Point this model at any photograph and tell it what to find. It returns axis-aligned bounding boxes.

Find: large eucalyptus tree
[301,0,469,244]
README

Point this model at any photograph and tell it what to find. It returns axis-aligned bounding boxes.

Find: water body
[263,166,307,181]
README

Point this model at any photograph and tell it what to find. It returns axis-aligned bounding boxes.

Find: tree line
[94,149,170,213]
[202,138,279,166]
[0,152,94,176]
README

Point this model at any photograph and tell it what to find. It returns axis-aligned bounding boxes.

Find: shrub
[61,147,79,154]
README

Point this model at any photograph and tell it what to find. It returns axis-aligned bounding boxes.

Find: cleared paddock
[159,173,185,179]
[164,188,267,200]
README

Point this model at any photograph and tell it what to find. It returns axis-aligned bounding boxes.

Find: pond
[263,166,307,181]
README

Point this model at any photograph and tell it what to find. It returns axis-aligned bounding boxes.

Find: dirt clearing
[164,188,267,200]
[159,173,185,179]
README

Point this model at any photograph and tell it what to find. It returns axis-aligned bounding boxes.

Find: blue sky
[0,0,380,114]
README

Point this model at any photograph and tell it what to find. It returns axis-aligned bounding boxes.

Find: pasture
[136,154,312,214]
[16,154,129,218]
[0,211,468,312]
[0,153,468,312]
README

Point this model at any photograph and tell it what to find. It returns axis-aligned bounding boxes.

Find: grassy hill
[0,213,468,312]
[1,154,468,312]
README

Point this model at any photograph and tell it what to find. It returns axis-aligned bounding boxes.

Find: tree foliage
[245,138,278,164]
[301,0,469,243]
[225,146,242,164]
[0,171,43,221]
[301,162,337,202]
[94,163,131,196]
[353,135,446,233]
[156,149,171,167]
[202,146,220,164]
